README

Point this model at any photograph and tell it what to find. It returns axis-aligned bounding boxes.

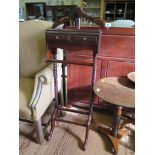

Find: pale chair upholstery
[19,20,63,144]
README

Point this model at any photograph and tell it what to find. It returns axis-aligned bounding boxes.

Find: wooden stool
[93,77,135,155]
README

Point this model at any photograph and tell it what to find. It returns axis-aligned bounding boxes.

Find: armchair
[19,20,63,144]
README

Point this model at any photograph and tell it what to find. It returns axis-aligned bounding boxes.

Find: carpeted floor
[19,105,135,155]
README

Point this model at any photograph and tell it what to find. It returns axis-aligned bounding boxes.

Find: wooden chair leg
[34,119,44,144]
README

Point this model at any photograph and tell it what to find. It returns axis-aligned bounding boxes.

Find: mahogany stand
[45,29,102,151]
[45,7,103,151]
[46,48,97,151]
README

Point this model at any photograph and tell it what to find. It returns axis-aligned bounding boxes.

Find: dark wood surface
[52,7,104,28]
[46,29,101,51]
[45,28,101,151]
[46,5,77,24]
[67,57,101,104]
[67,27,135,110]
[93,77,135,108]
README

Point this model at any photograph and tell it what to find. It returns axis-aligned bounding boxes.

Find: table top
[93,77,135,108]
[127,72,135,82]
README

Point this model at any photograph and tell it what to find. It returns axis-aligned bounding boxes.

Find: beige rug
[19,106,135,155]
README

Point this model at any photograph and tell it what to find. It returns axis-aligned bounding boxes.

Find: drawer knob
[83,37,87,40]
[56,36,59,39]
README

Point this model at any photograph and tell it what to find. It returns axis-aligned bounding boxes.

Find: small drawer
[46,34,69,42]
[70,35,98,44]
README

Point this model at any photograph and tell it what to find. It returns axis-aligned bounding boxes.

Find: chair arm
[29,64,62,121]
[35,64,53,85]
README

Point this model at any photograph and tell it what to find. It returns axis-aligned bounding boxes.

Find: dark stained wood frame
[67,27,135,111]
[46,7,104,151]
[45,31,101,150]
[52,7,104,29]
[45,8,103,150]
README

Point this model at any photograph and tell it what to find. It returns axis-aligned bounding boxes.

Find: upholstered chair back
[19,20,52,77]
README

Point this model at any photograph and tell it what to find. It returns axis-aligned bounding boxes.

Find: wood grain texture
[66,27,135,109]
[106,61,135,77]
[99,35,135,59]
[93,77,135,108]
[67,57,101,104]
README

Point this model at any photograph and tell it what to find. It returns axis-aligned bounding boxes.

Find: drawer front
[70,35,98,44]
[46,34,69,43]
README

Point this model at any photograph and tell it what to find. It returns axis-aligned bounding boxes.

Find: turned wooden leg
[112,106,122,136]
[62,63,67,107]
[111,106,122,154]
[47,48,59,141]
[34,119,44,144]
[58,92,66,117]
[98,106,128,155]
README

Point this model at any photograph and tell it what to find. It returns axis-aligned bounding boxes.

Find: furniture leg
[84,125,89,151]
[98,106,128,155]
[112,106,122,137]
[111,106,122,155]
[47,48,59,140]
[62,52,67,106]
[84,114,92,151]
[58,92,66,117]
[52,49,59,110]
[84,55,96,150]
[120,117,135,129]
[34,119,44,144]
[47,108,57,140]
[45,28,102,151]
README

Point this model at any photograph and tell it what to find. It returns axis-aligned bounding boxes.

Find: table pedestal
[93,77,135,154]
[98,106,129,155]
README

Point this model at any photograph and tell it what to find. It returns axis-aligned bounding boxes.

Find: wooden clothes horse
[45,7,105,151]
[52,7,104,29]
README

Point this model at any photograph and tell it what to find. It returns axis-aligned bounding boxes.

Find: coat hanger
[52,7,105,29]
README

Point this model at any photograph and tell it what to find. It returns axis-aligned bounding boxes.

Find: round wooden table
[127,72,135,83]
[93,77,135,155]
